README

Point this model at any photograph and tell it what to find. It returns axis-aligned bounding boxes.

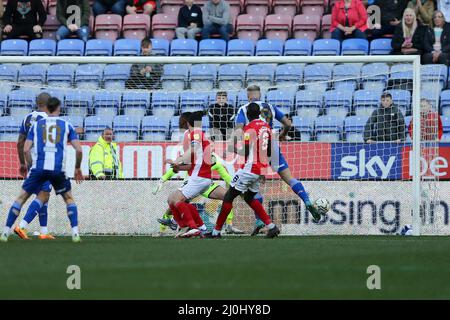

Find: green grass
[0,236,450,299]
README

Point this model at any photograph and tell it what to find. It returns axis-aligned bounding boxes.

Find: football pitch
[0,236,449,300]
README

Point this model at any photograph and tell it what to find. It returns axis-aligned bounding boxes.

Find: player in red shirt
[166,111,212,238]
[408,99,443,141]
[206,103,280,238]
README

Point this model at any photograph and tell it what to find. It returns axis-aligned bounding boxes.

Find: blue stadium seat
[114,39,141,56]
[8,90,36,117]
[312,39,340,56]
[85,39,113,56]
[0,39,28,56]
[237,89,251,106]
[332,64,361,91]
[218,64,247,90]
[142,115,170,141]
[29,39,56,56]
[65,90,94,117]
[170,39,198,56]
[0,92,8,116]
[227,39,254,56]
[113,115,141,141]
[369,38,392,55]
[0,116,21,141]
[75,64,105,89]
[275,63,303,87]
[161,64,189,91]
[361,62,389,91]
[324,89,353,118]
[246,64,276,87]
[353,89,381,117]
[255,39,284,56]
[344,116,369,142]
[170,116,180,130]
[303,63,333,93]
[284,39,311,56]
[202,116,210,131]
[122,91,150,118]
[151,38,170,56]
[151,91,178,117]
[295,90,323,118]
[421,64,448,90]
[0,64,19,83]
[190,64,217,91]
[47,64,75,88]
[315,116,343,142]
[57,39,85,56]
[292,116,314,141]
[18,64,47,85]
[440,90,450,116]
[389,63,413,85]
[341,39,369,55]
[84,115,113,140]
[93,91,122,117]
[60,115,84,131]
[180,91,208,113]
[387,89,411,115]
[199,39,227,56]
[442,115,450,141]
[266,89,295,115]
[44,88,66,104]
[103,64,131,90]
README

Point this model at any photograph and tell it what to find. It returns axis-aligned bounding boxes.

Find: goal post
[0,54,444,236]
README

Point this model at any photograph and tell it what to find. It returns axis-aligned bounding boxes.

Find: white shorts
[179,176,212,200]
[230,169,261,193]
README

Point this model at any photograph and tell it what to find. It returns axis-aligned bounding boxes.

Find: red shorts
[133,0,156,11]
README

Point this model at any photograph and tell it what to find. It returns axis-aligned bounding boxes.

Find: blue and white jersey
[19,111,48,136]
[26,117,78,173]
[235,100,285,128]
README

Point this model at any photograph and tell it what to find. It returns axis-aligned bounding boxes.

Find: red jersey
[408,112,443,141]
[182,129,190,152]
[242,119,271,175]
[188,129,212,179]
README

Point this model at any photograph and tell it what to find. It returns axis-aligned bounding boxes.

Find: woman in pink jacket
[331,0,368,41]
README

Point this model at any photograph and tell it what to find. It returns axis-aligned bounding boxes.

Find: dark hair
[216,91,227,97]
[187,111,204,127]
[36,92,51,108]
[141,38,151,48]
[246,102,261,121]
[179,112,191,129]
[247,84,261,92]
[381,92,392,99]
[47,97,61,113]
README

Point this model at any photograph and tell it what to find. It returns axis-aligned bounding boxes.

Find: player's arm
[68,124,83,184]
[277,114,291,141]
[152,167,176,195]
[166,144,194,172]
[23,138,33,169]
[17,134,28,177]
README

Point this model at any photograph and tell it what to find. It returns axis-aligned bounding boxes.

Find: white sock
[267,223,275,230]
[40,227,48,235]
[19,220,28,229]
[3,227,10,236]
[72,226,79,235]
[199,224,207,231]
[212,229,220,236]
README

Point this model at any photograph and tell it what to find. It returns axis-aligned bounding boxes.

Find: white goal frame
[0,55,422,235]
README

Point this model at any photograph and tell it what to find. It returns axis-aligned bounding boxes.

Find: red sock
[215,201,233,231]
[169,204,185,227]
[175,202,197,229]
[187,203,204,227]
[248,199,272,225]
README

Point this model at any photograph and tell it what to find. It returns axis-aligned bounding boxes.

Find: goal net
[0,55,446,236]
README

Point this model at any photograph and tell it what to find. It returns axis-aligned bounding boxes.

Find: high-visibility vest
[88,136,123,179]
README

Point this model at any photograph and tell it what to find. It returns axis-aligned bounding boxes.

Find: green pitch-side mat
[0,236,449,299]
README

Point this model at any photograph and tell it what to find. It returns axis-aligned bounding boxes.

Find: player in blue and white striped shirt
[1,98,84,243]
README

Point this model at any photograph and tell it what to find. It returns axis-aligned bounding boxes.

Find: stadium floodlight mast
[0,54,425,236]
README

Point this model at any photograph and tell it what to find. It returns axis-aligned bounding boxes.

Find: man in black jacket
[208,91,235,141]
[2,0,46,40]
[56,0,90,42]
[364,92,406,143]
[126,39,162,90]
[175,0,203,39]
[372,0,409,38]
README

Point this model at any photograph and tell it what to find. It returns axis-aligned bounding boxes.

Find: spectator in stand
[126,0,156,16]
[364,92,406,143]
[56,0,90,42]
[2,0,46,40]
[126,39,162,90]
[207,91,235,140]
[422,10,450,65]
[0,1,4,39]
[176,0,203,39]
[331,0,368,41]
[202,0,233,41]
[407,0,435,26]
[372,0,409,38]
[409,98,444,141]
[437,0,450,23]
[391,7,427,55]
[93,0,127,16]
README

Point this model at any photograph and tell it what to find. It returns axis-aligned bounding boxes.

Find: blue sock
[38,203,48,227]
[253,193,264,226]
[67,204,78,228]
[6,202,22,228]
[289,179,312,206]
[23,199,43,224]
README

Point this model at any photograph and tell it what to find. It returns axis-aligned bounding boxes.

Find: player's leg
[16,191,50,240]
[157,207,178,232]
[168,188,205,237]
[206,185,244,234]
[208,186,242,237]
[243,190,279,238]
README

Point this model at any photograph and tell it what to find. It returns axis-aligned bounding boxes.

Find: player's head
[46,97,61,115]
[36,92,51,112]
[187,111,204,129]
[381,92,393,108]
[420,98,432,113]
[216,91,227,105]
[141,39,152,56]
[179,112,191,130]
[247,85,261,102]
[246,102,261,121]
[102,127,114,143]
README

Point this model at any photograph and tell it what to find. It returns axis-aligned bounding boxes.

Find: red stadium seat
[272,0,298,17]
[301,5,324,17]
[160,0,183,14]
[244,0,271,17]
[236,14,264,42]
[293,14,320,41]
[151,14,177,41]
[43,15,59,40]
[321,14,332,39]
[95,14,122,41]
[264,14,292,42]
[302,0,325,5]
[122,14,151,40]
